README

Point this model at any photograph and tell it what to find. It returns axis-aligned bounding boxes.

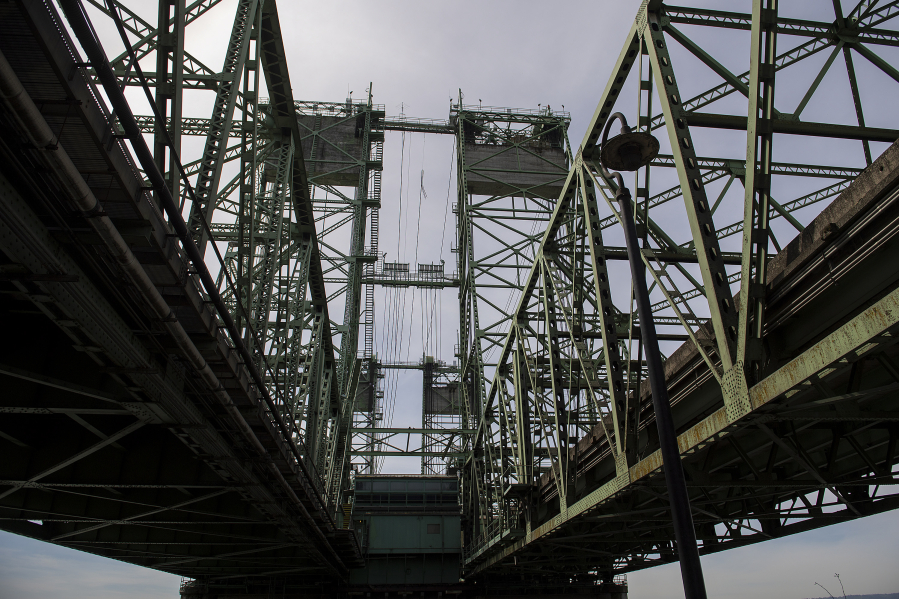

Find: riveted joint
[722,362,752,423]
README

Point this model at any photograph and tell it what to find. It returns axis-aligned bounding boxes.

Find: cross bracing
[0,0,359,583]
[0,0,898,595]
[457,0,899,585]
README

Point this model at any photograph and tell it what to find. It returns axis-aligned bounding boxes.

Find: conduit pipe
[0,48,346,575]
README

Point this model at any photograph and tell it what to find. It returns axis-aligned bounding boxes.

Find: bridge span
[0,0,361,584]
[464,138,899,577]
[0,0,898,597]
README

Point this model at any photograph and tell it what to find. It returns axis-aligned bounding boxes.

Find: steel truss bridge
[0,0,898,596]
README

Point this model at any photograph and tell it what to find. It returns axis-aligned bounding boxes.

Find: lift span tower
[1,0,898,597]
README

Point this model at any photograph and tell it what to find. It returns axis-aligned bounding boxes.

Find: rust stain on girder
[629,407,730,483]
[751,287,899,412]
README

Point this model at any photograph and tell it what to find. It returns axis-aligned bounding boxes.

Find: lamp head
[600,128,660,172]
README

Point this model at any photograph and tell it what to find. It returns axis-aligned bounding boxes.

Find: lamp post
[596,113,708,599]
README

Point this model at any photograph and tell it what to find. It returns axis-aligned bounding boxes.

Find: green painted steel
[365,514,461,553]
[458,0,899,584]
[350,476,461,585]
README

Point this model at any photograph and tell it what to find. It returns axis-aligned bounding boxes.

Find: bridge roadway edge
[465,140,899,577]
[0,0,361,583]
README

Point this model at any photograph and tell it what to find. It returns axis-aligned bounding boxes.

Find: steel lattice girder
[0,0,361,578]
[454,102,574,483]
[292,99,386,476]
[91,0,345,484]
[460,0,899,582]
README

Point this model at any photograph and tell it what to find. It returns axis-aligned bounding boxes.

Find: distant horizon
[3,509,898,599]
[804,595,899,599]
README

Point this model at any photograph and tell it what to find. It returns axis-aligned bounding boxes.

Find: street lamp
[597,113,708,599]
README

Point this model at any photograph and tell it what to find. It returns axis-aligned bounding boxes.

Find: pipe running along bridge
[0,0,898,597]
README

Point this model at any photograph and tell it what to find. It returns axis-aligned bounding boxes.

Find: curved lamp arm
[596,111,634,193]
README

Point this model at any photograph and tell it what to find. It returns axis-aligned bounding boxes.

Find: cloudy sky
[3,0,899,598]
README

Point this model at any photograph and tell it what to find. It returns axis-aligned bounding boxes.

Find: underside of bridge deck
[0,0,359,584]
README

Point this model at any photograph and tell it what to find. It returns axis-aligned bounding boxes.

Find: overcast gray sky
[2,0,899,598]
